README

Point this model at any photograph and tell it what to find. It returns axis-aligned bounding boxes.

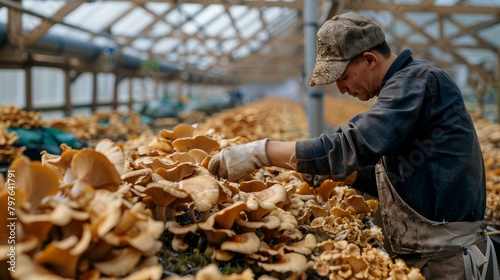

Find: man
[208,13,499,279]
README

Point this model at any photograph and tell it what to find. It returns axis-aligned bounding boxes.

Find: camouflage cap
[309,13,385,86]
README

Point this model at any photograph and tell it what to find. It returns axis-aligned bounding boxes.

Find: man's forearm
[266,141,297,170]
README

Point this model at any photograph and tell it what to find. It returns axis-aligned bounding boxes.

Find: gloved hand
[208,138,272,182]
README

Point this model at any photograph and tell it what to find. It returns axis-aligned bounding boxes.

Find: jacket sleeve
[295,73,427,180]
[351,166,378,197]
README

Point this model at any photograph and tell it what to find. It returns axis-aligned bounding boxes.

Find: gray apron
[375,160,499,280]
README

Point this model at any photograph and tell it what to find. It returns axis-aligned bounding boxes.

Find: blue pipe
[34,33,104,60]
[0,23,182,76]
[0,23,7,48]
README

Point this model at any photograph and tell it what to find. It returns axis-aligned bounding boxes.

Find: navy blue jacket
[296,49,486,222]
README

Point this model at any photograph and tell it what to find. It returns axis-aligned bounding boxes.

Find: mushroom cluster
[114,119,422,279]
[474,117,500,224]
[50,111,152,142]
[0,125,25,164]
[0,98,427,279]
[0,105,44,128]
[0,139,164,279]
[196,97,309,142]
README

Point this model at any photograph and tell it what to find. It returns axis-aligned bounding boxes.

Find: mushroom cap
[250,184,287,206]
[95,138,125,176]
[121,219,165,253]
[221,232,260,255]
[122,264,163,280]
[10,156,59,212]
[172,135,219,154]
[365,199,379,215]
[177,169,220,212]
[34,235,81,279]
[121,168,153,185]
[346,195,371,215]
[11,254,67,280]
[188,149,210,165]
[142,182,188,208]
[284,234,317,255]
[71,150,121,190]
[245,197,277,221]
[166,220,197,236]
[18,202,89,227]
[87,190,123,237]
[212,201,249,229]
[213,249,235,262]
[155,162,197,182]
[310,205,329,218]
[267,208,298,232]
[167,152,196,164]
[239,180,268,193]
[41,146,78,171]
[296,182,314,195]
[235,215,280,230]
[315,180,343,203]
[93,248,143,277]
[159,123,195,141]
[258,250,308,273]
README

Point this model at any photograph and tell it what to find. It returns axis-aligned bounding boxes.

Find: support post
[92,72,97,113]
[64,68,72,117]
[24,65,32,111]
[496,49,500,124]
[304,0,324,137]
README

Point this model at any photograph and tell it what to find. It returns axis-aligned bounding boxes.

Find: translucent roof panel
[1,0,499,86]
[113,7,154,37]
[64,2,132,33]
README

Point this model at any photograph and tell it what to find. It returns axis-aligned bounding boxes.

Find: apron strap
[463,236,500,280]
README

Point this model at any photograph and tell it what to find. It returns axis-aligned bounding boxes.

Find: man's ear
[362,52,378,69]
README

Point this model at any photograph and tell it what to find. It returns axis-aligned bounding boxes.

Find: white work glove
[208,138,272,182]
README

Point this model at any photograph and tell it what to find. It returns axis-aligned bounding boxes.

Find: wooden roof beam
[26,0,86,46]
[345,0,500,15]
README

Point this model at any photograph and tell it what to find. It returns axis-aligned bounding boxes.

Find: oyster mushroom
[10,156,59,212]
[235,215,281,233]
[121,168,153,185]
[161,169,219,213]
[166,222,197,252]
[211,201,249,229]
[244,196,277,221]
[159,123,195,141]
[258,247,308,274]
[220,232,260,255]
[142,182,188,221]
[188,149,210,165]
[95,138,126,176]
[195,263,254,280]
[172,135,219,154]
[284,234,316,255]
[93,247,143,277]
[87,189,123,237]
[18,202,89,227]
[346,195,372,215]
[213,249,235,261]
[239,180,268,192]
[71,150,121,191]
[34,235,81,279]
[122,264,163,280]
[155,162,197,182]
[11,254,67,280]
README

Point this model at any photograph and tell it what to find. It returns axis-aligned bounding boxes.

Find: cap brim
[308,60,349,86]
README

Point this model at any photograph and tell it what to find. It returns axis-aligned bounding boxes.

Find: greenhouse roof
[0,0,499,86]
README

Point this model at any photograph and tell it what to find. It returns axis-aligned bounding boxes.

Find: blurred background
[0,0,499,127]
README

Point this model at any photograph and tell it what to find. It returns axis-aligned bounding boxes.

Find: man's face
[335,55,379,101]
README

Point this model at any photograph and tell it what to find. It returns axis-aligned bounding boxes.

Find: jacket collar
[381,49,413,88]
